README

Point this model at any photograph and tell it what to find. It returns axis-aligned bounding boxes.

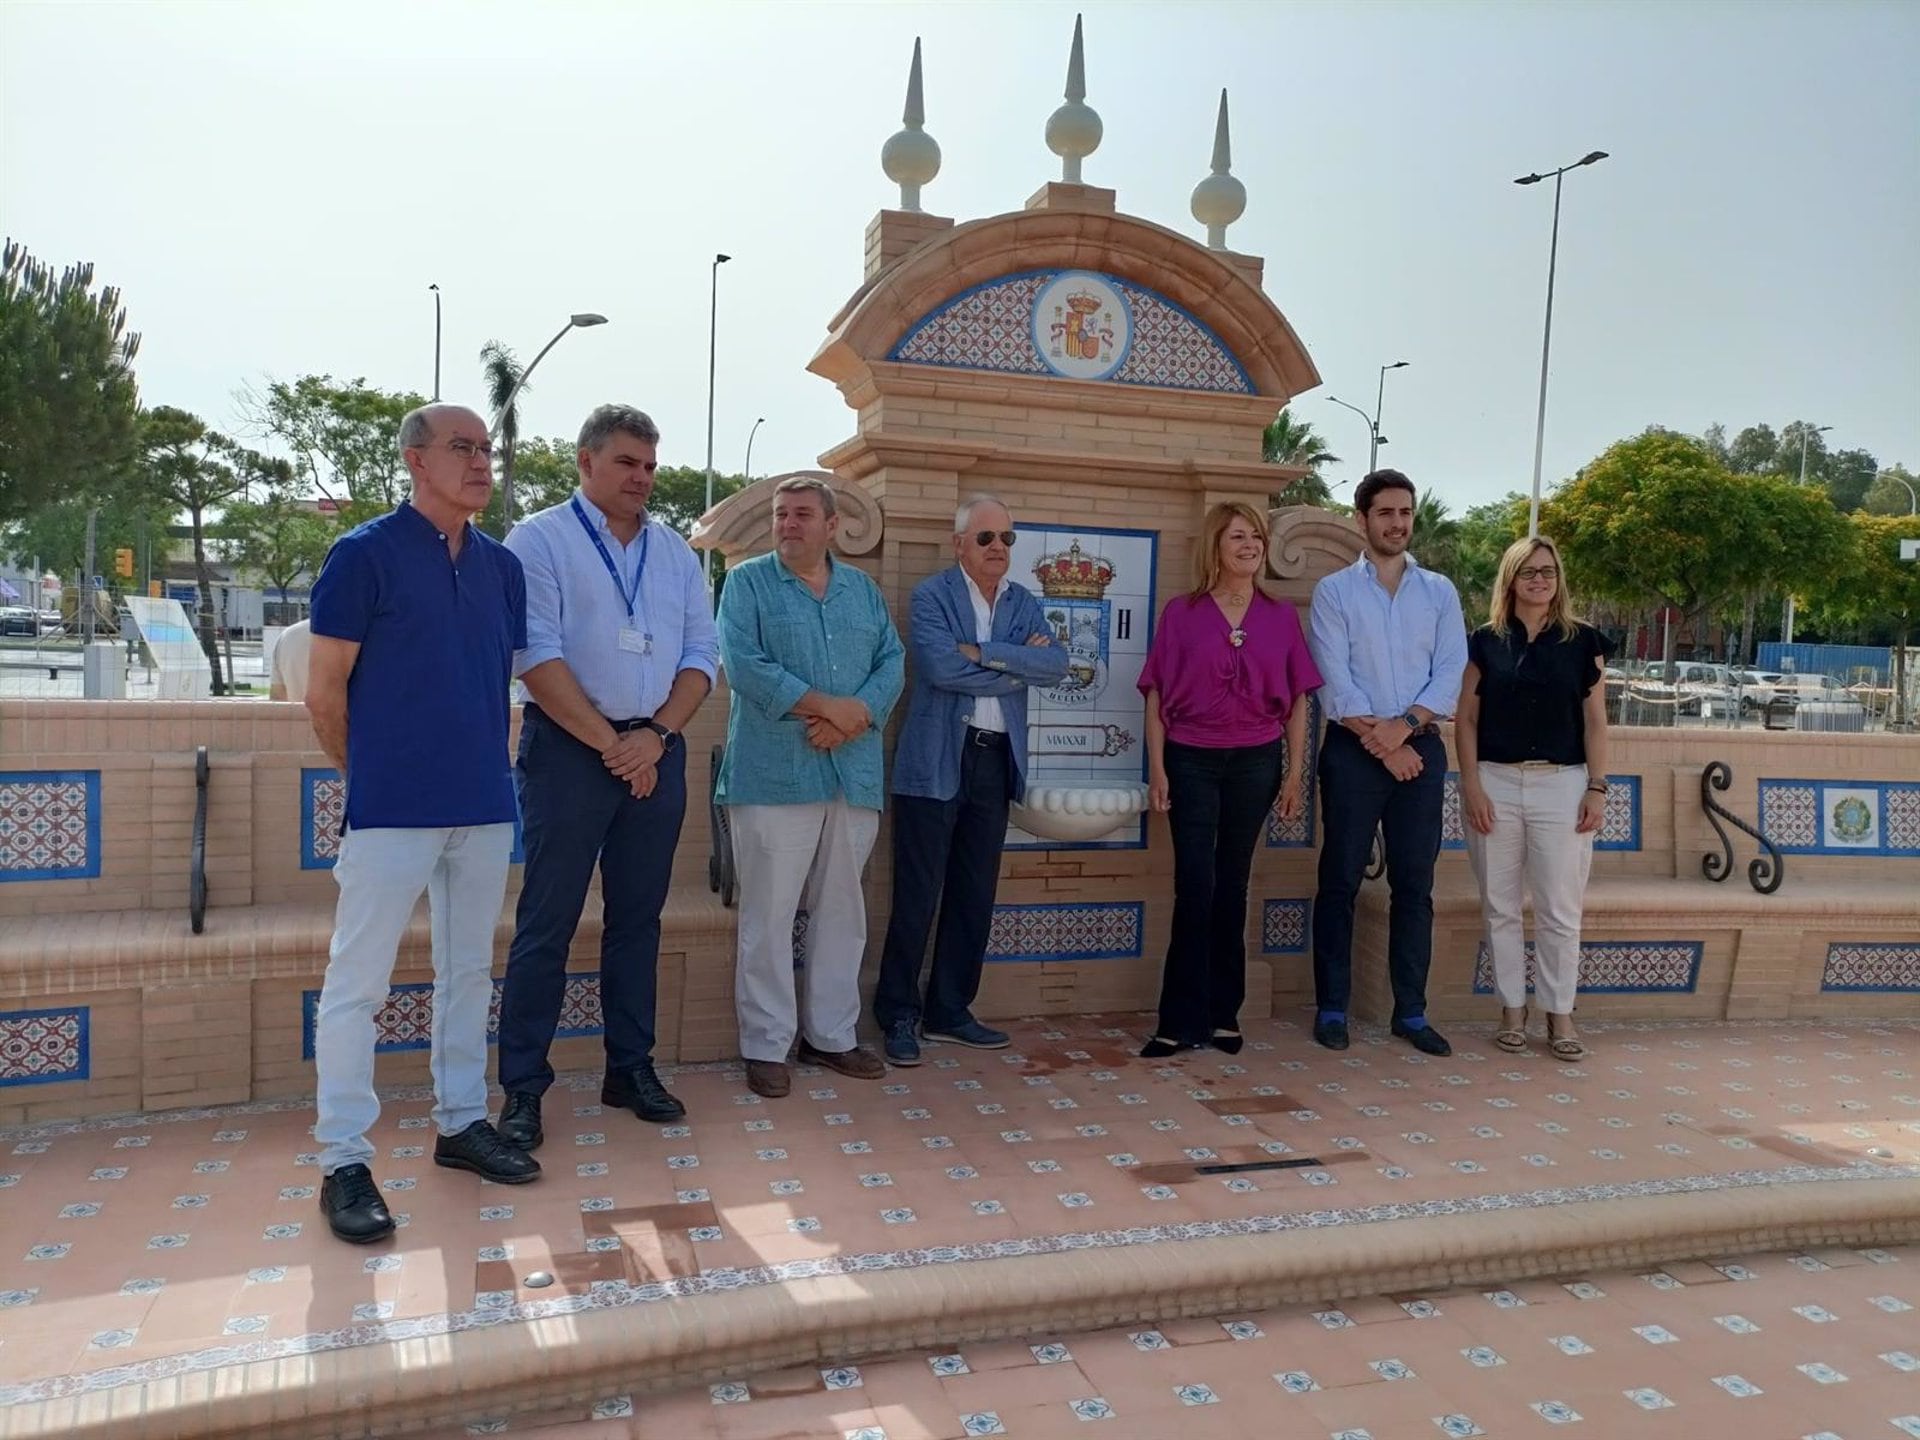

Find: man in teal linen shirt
[716,476,905,1098]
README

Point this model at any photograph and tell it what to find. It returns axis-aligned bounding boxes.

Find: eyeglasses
[970,530,1017,548]
[1517,565,1559,581]
[440,438,495,461]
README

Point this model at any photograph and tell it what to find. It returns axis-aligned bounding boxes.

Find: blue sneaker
[884,1019,922,1066]
[922,1019,1011,1051]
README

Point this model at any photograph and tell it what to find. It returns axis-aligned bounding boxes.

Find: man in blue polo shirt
[494,405,719,1152]
[305,402,540,1245]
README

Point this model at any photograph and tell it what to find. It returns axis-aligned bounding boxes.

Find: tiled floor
[418,1243,1920,1438]
[2,1014,1917,1424]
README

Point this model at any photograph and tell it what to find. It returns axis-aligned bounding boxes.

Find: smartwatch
[1400,711,1421,732]
[642,719,680,754]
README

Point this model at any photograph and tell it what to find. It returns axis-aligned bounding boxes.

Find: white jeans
[1462,763,1595,1015]
[313,822,515,1173]
[729,800,879,1062]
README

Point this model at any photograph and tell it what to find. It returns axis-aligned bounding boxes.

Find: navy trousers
[874,732,1013,1032]
[496,706,686,1095]
[1310,724,1446,1021]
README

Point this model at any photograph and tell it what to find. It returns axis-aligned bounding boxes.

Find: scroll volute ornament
[689,470,885,563]
[1264,506,1363,606]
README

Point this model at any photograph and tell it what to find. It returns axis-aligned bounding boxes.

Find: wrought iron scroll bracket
[1700,759,1784,895]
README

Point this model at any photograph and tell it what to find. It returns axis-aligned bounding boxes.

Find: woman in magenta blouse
[1137,502,1323,1057]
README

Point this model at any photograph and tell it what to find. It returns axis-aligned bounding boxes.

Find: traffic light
[114,548,134,579]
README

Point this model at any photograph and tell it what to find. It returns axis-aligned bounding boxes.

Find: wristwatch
[642,719,680,754]
[1399,711,1421,731]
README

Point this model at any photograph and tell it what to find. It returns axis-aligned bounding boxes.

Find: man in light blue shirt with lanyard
[1307,469,1467,1058]
[495,405,719,1152]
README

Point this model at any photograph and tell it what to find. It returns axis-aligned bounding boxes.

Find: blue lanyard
[571,497,649,621]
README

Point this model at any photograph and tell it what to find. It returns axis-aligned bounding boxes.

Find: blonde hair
[1189,502,1271,598]
[1489,535,1580,639]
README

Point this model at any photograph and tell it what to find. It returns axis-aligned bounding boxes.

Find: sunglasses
[970,530,1017,548]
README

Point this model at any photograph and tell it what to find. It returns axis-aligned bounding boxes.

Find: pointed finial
[1045,13,1103,184]
[1190,88,1247,249]
[881,37,941,212]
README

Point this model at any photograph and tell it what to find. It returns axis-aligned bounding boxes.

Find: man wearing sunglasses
[875,496,1068,1065]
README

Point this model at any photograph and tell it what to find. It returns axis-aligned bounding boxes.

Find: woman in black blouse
[1454,536,1611,1061]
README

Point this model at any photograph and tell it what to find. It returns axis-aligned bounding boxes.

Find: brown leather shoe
[745,1059,791,1098]
[798,1041,886,1080]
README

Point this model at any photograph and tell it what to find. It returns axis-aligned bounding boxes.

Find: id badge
[618,627,652,656]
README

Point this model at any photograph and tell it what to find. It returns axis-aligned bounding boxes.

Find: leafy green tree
[1804,514,1920,726]
[1448,496,1527,624]
[1825,447,1881,512]
[3,491,174,592]
[477,435,576,536]
[1262,406,1340,507]
[1863,464,1918,517]
[137,407,288,692]
[1540,429,1847,672]
[1722,422,1780,476]
[220,496,337,604]
[0,240,143,522]
[242,374,424,518]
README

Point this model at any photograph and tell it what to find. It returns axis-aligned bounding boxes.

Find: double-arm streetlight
[1326,361,1407,474]
[703,253,732,578]
[1516,149,1608,538]
[490,312,609,529]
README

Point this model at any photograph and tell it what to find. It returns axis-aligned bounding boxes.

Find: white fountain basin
[1011,784,1150,843]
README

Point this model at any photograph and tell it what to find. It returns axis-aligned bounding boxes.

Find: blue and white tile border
[0,770,102,882]
[1,1160,1913,1409]
[0,1005,90,1088]
[985,902,1144,964]
[300,975,604,1060]
[1471,941,1703,996]
[1758,779,1920,857]
[1821,943,1920,993]
[1441,773,1640,852]
[1261,899,1311,955]
[302,768,523,870]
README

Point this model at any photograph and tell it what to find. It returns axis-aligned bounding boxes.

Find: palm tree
[1262,407,1340,507]
[1411,492,1461,574]
[480,341,524,534]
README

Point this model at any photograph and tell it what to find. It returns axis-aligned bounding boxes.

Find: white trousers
[1462,763,1595,1015]
[728,800,879,1062]
[313,822,514,1173]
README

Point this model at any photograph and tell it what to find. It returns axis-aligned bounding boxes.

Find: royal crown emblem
[1033,540,1116,600]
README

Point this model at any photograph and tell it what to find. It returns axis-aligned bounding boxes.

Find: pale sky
[4,0,1915,516]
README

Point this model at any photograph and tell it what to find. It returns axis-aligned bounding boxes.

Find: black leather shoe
[434,1119,541,1184]
[1392,1021,1453,1057]
[498,1091,543,1151]
[320,1163,394,1244]
[1312,1018,1350,1051]
[603,1062,686,1123]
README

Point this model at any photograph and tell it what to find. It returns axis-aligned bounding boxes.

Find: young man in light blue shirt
[1306,470,1467,1056]
[716,476,905,1099]
[495,405,719,1152]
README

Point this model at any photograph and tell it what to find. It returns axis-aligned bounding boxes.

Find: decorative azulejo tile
[301,974,604,1059]
[1265,695,1322,848]
[1261,899,1310,955]
[986,902,1142,964]
[1441,772,1640,851]
[1760,778,1920,856]
[1821,943,1920,993]
[0,1006,89,1088]
[0,770,101,881]
[1472,941,1702,995]
[889,268,1253,395]
[302,768,524,869]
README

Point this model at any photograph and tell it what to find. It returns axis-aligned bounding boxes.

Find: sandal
[1546,1018,1585,1062]
[1494,1007,1529,1054]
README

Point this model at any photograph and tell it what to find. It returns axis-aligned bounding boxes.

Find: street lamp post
[744,416,766,479]
[1783,424,1833,645]
[429,284,442,401]
[1326,394,1387,474]
[489,312,609,530]
[703,253,732,579]
[1515,149,1608,538]
[1373,360,1408,471]
[1881,471,1919,515]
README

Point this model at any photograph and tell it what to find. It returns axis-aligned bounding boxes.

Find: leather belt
[965,726,1010,748]
[526,702,652,734]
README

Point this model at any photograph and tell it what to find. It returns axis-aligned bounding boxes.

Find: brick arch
[811,209,1320,400]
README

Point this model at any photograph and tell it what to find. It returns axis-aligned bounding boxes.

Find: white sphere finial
[1045,13,1102,184]
[1190,88,1246,249]
[881,37,941,212]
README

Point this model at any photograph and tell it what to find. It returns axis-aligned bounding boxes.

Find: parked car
[1764,675,1870,731]
[1643,661,1738,716]
[1731,669,1786,712]
[0,605,40,637]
